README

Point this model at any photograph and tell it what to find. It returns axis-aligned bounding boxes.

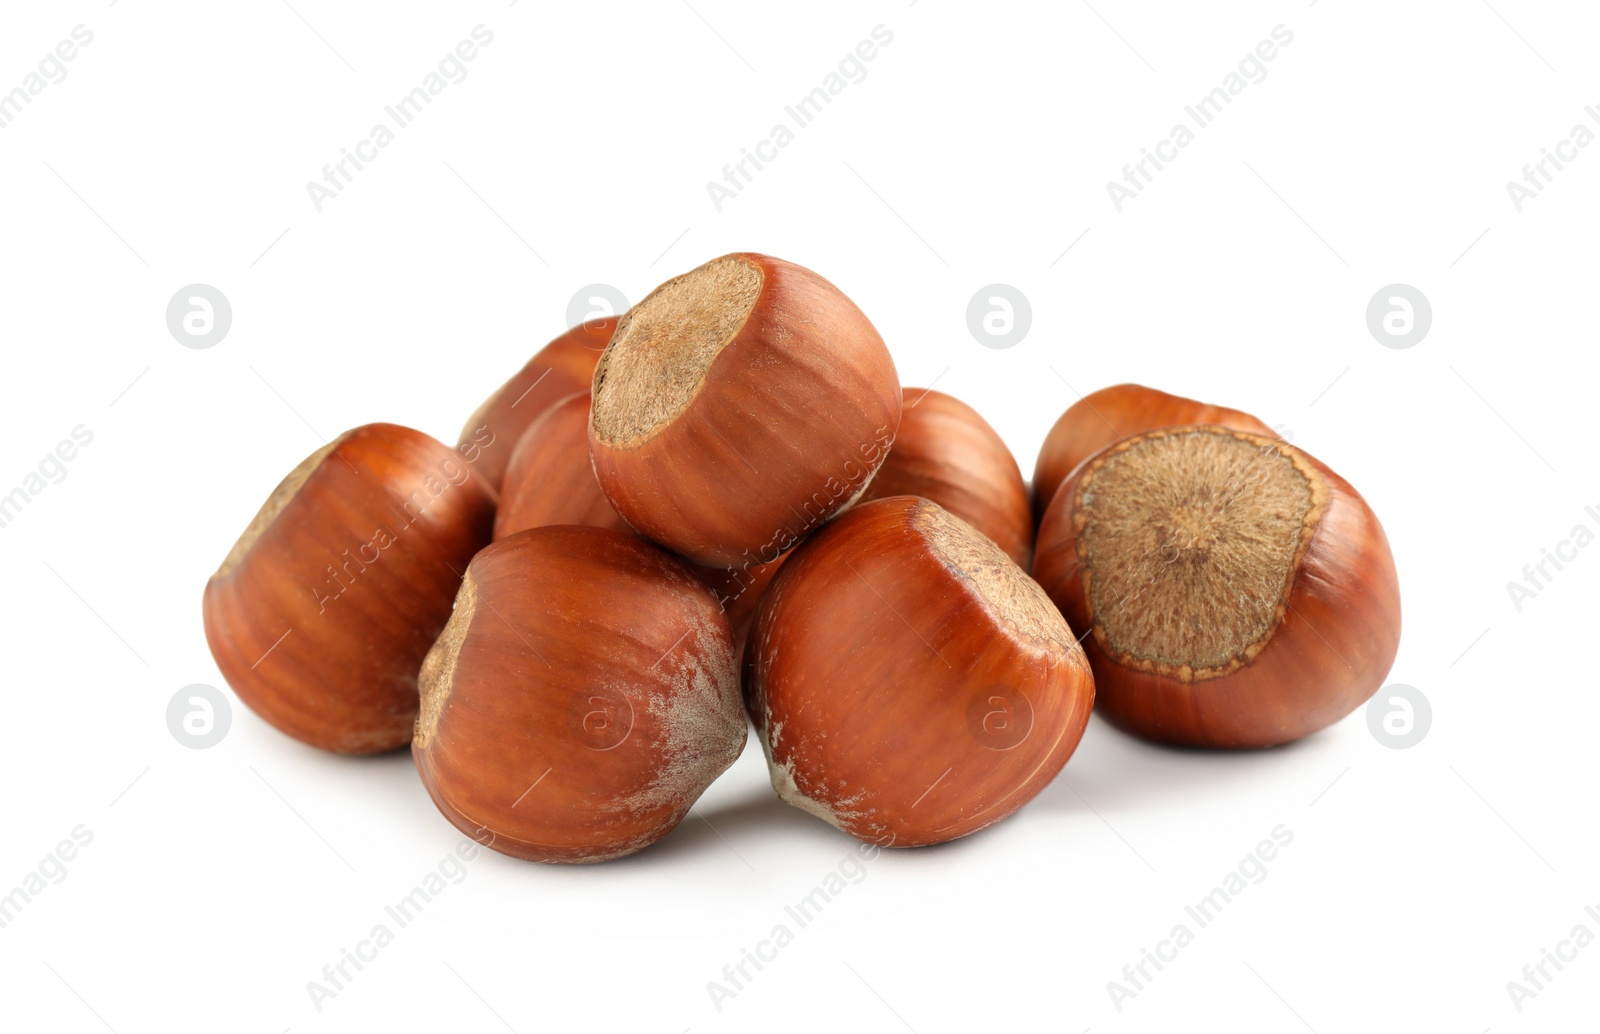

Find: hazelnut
[1033,425,1401,748]
[203,424,495,753]
[589,253,901,566]
[745,496,1094,847]
[493,391,633,541]
[413,526,747,863]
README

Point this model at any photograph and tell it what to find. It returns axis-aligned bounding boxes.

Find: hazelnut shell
[493,391,634,541]
[589,253,901,566]
[1033,426,1401,748]
[1032,383,1273,521]
[203,424,495,753]
[861,387,1034,568]
[745,496,1094,847]
[413,526,747,863]
[459,316,617,491]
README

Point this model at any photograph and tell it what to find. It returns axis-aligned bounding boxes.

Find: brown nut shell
[493,392,634,541]
[492,393,773,647]
[1032,383,1273,521]
[589,253,901,566]
[745,496,1094,848]
[689,549,791,658]
[1033,425,1401,749]
[861,387,1034,569]
[459,316,617,490]
[413,526,746,863]
[203,424,496,754]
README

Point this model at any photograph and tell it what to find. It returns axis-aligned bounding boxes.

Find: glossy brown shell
[202,424,495,753]
[689,550,791,659]
[745,496,1095,847]
[413,527,746,863]
[1033,427,1401,749]
[589,254,901,567]
[1031,383,1273,522]
[459,316,617,490]
[493,392,634,541]
[861,387,1034,568]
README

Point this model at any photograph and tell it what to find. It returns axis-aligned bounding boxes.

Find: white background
[1,1,1595,1031]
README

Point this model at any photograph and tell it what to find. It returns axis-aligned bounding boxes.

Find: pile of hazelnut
[202,253,1401,864]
